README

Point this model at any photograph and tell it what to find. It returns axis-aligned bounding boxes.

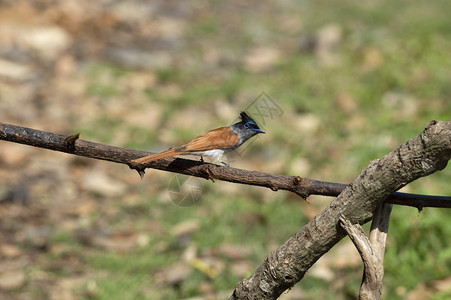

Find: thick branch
[0,121,450,209]
[230,120,451,299]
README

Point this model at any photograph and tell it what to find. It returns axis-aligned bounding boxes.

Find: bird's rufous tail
[132,148,187,164]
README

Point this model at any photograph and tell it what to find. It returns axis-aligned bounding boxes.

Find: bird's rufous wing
[132,126,239,164]
[176,126,239,152]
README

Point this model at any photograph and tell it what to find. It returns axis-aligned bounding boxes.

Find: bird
[132,111,265,166]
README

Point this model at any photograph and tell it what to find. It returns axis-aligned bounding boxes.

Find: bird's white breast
[198,149,225,159]
[181,149,227,160]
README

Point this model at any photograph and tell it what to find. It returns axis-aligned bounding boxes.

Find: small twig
[64,133,79,151]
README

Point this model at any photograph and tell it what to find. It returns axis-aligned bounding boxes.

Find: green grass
[54,1,451,298]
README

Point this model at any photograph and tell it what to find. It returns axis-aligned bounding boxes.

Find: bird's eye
[244,123,249,128]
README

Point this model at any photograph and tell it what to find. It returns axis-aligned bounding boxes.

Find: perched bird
[132,111,264,165]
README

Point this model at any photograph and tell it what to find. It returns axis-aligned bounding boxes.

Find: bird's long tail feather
[132,148,187,164]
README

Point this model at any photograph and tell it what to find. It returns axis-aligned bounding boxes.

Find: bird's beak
[253,128,265,134]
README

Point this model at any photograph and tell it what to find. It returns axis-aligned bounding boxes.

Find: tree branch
[339,203,392,300]
[229,120,450,299]
[340,216,384,300]
[0,121,450,210]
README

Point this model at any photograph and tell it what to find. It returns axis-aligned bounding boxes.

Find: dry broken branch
[340,203,392,300]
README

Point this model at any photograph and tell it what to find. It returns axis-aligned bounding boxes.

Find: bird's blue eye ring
[244,123,249,128]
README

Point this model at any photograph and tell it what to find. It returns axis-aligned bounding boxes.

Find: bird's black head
[237,111,265,134]
[230,111,265,145]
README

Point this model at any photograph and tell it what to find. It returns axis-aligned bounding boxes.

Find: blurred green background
[0,0,450,299]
